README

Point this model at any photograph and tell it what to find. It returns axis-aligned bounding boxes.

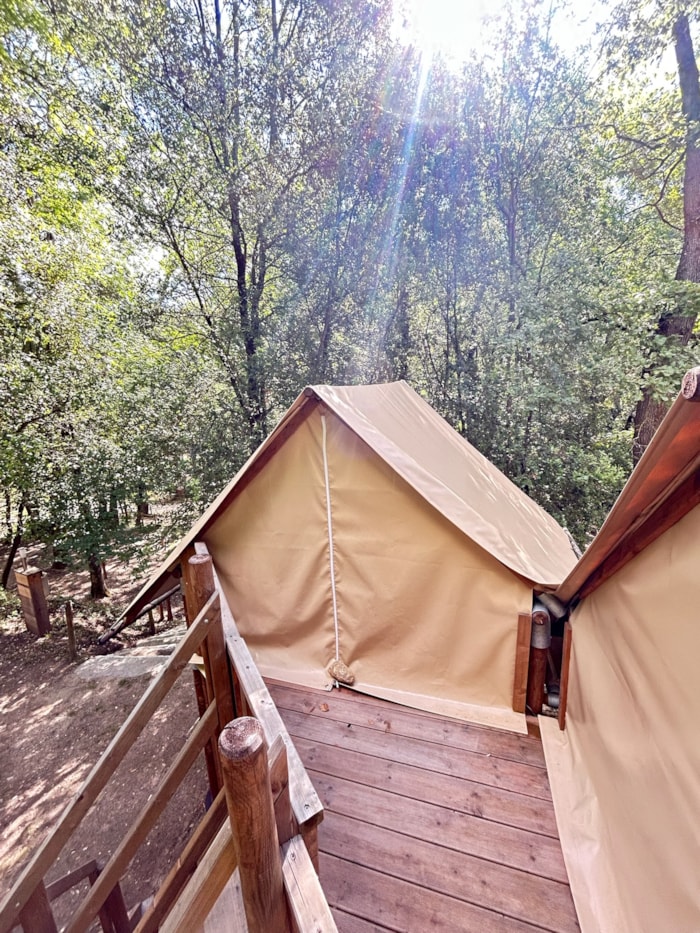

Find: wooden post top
[15,568,43,582]
[219,718,265,763]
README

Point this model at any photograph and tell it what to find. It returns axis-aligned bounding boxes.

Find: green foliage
[0,0,696,557]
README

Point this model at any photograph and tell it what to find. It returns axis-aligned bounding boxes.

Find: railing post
[182,550,236,799]
[219,718,289,933]
[187,553,236,727]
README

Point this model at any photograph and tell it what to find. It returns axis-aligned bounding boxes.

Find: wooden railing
[0,545,333,932]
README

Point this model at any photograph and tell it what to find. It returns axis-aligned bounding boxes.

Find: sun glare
[394,0,491,61]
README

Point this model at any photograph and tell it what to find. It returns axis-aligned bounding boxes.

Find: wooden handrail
[158,822,239,933]
[66,702,219,933]
[132,790,228,933]
[0,589,219,933]
[3,540,332,933]
[218,589,324,834]
[282,836,337,933]
[44,860,99,902]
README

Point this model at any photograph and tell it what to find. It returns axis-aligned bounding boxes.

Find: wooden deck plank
[321,811,578,931]
[330,910,392,932]
[310,772,568,883]
[292,736,559,837]
[268,682,578,933]
[320,853,548,933]
[278,707,552,799]
[268,681,546,769]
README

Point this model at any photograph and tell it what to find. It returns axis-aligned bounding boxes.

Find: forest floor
[0,541,208,926]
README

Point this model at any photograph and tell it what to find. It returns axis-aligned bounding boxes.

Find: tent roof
[122,381,577,628]
[556,368,700,605]
[311,382,576,586]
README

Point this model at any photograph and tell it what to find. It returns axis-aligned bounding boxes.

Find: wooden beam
[158,823,238,933]
[219,717,289,933]
[44,861,99,902]
[182,552,226,796]
[558,621,573,731]
[0,594,217,933]
[269,735,297,847]
[189,553,235,732]
[281,836,337,933]
[98,874,130,933]
[18,883,56,933]
[15,570,50,636]
[66,703,219,933]
[203,868,247,933]
[512,612,532,713]
[133,790,227,933]
[65,601,78,663]
[579,468,700,600]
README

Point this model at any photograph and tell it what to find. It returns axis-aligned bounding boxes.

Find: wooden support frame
[558,620,573,730]
[132,790,228,933]
[17,882,56,933]
[0,591,219,933]
[281,836,337,933]
[222,610,324,862]
[512,612,532,714]
[2,539,330,933]
[65,704,219,933]
[158,822,239,933]
[579,467,700,600]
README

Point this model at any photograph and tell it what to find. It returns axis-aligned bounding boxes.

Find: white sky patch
[392,0,612,62]
[392,0,490,59]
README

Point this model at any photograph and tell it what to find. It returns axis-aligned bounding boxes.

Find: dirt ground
[0,546,208,927]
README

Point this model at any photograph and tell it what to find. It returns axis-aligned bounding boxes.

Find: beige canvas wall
[205,407,530,731]
[542,503,700,933]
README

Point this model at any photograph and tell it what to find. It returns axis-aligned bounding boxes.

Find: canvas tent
[125,381,577,732]
[541,367,700,933]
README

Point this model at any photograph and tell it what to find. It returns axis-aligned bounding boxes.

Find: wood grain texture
[269,681,579,933]
[513,612,533,713]
[220,596,323,832]
[133,790,228,933]
[204,868,247,933]
[321,811,577,931]
[290,735,558,837]
[309,772,568,883]
[0,595,217,933]
[281,836,337,933]
[268,680,545,768]
[320,853,547,933]
[277,707,551,799]
[159,823,238,933]
[218,718,288,933]
[18,882,57,933]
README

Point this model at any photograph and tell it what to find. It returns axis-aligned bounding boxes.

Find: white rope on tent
[321,413,340,662]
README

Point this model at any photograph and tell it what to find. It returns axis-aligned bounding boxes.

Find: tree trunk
[633,13,700,462]
[1,501,25,590]
[88,553,108,599]
[4,490,11,544]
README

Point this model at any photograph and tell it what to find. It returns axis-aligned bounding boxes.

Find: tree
[604,3,700,460]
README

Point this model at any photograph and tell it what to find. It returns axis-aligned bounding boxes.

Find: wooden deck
[268,681,579,933]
